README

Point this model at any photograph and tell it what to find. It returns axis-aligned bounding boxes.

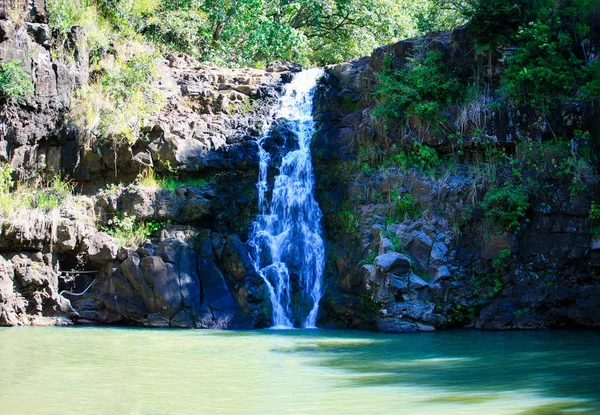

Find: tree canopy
[49,0,467,67]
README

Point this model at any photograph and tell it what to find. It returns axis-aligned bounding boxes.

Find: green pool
[1,327,599,414]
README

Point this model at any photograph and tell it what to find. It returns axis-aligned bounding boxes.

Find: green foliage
[0,165,17,216]
[0,165,74,217]
[359,251,378,265]
[334,206,360,235]
[517,138,595,200]
[446,302,476,325]
[339,95,361,113]
[381,141,441,172]
[492,249,511,272]
[31,176,73,211]
[591,202,600,236]
[99,182,124,196]
[374,49,463,122]
[466,0,552,49]
[104,212,168,247]
[490,278,504,297]
[391,192,421,222]
[144,7,211,57]
[70,53,162,144]
[0,60,34,102]
[359,293,381,314]
[412,0,466,34]
[48,0,467,68]
[501,17,584,112]
[481,184,530,232]
[47,0,90,34]
[136,168,209,191]
[47,0,111,57]
[490,1,599,111]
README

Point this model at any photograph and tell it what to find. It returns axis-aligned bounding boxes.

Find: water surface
[1,328,599,414]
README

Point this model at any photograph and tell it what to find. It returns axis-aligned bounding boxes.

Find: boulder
[86,232,118,264]
[373,252,412,275]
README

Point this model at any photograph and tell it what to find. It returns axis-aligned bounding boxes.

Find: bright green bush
[335,207,360,235]
[384,141,441,171]
[105,213,150,247]
[136,168,209,191]
[104,213,168,247]
[0,60,34,101]
[481,184,530,232]
[46,0,111,57]
[47,0,89,34]
[373,49,462,122]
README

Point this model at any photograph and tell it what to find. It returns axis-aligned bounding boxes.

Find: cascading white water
[248,68,325,329]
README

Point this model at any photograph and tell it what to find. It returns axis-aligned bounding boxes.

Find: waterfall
[248,68,325,329]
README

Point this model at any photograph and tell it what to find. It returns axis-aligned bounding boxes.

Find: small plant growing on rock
[136,168,210,191]
[390,191,421,222]
[359,293,382,315]
[0,60,34,102]
[591,202,600,235]
[359,251,378,265]
[373,49,463,122]
[70,53,162,145]
[335,206,360,235]
[481,184,530,232]
[0,166,74,217]
[104,213,150,247]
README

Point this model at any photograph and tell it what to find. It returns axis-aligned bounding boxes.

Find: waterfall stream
[248,68,325,328]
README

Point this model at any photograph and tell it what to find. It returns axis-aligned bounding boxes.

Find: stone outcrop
[1,2,598,333]
[70,227,269,328]
[0,2,283,328]
[313,27,600,332]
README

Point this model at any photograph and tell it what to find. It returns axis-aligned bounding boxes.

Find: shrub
[335,207,360,235]
[501,17,585,112]
[143,8,211,57]
[161,176,209,191]
[359,251,378,265]
[70,53,162,144]
[136,168,209,191]
[46,0,111,57]
[104,213,167,247]
[47,0,88,34]
[0,165,74,217]
[591,202,600,235]
[391,192,421,222]
[373,48,462,122]
[359,293,381,314]
[466,0,552,49]
[31,175,73,211]
[0,60,34,102]
[382,141,441,171]
[481,184,530,232]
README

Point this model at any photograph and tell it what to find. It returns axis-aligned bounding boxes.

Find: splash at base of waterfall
[248,68,325,329]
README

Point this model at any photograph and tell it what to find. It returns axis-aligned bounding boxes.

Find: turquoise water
[1,327,599,414]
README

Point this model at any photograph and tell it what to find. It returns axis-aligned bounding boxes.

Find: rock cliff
[312,28,600,332]
[0,2,300,328]
[1,2,598,332]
